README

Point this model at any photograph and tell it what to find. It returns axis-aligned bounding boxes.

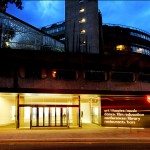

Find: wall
[0,95,16,126]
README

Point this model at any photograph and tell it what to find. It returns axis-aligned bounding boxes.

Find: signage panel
[101,97,150,127]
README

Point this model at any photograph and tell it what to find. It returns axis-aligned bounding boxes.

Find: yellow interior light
[5,42,10,47]
[116,45,125,51]
[52,70,57,78]
[79,8,85,13]
[80,29,86,34]
[136,48,143,53]
[79,18,86,23]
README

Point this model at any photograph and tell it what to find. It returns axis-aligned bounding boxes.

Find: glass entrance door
[31,106,68,127]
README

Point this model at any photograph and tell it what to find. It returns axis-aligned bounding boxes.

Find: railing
[104,23,150,37]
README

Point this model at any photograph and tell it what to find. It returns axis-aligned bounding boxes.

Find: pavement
[0,124,150,143]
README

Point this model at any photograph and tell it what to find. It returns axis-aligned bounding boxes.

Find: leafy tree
[0,0,23,12]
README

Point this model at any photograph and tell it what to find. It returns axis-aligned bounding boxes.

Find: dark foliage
[0,0,23,12]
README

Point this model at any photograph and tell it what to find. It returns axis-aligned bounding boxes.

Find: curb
[0,138,150,143]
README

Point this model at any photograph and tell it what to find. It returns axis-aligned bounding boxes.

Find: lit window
[79,8,85,13]
[116,45,125,51]
[147,95,150,103]
[52,69,77,80]
[52,70,57,78]
[79,0,84,3]
[82,41,86,44]
[79,18,86,23]
[80,41,86,46]
[136,48,143,53]
[80,29,86,34]
[41,68,48,79]
[5,42,10,47]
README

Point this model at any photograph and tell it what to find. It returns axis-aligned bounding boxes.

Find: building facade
[0,1,150,130]
[65,0,100,53]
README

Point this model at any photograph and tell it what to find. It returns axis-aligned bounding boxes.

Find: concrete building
[65,0,100,53]
[0,0,150,130]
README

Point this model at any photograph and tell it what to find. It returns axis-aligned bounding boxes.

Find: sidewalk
[0,125,150,143]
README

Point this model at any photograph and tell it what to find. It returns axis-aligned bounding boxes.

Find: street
[0,142,150,150]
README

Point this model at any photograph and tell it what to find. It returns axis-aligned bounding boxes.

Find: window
[19,67,47,79]
[139,73,150,82]
[79,0,84,3]
[80,29,86,34]
[116,45,126,51]
[111,71,135,82]
[52,69,77,80]
[79,8,85,13]
[79,18,86,23]
[84,71,106,81]
[80,40,86,46]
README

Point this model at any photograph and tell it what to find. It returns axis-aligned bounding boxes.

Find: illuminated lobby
[0,93,102,129]
[1,92,150,129]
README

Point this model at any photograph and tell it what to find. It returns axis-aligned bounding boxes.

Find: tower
[65,0,100,54]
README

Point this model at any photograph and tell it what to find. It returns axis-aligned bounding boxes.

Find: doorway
[31,106,68,127]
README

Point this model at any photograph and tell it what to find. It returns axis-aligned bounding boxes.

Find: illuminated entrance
[17,94,101,129]
[19,105,80,128]
[31,106,68,127]
[0,93,101,129]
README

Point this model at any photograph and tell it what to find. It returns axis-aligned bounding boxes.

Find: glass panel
[32,107,37,126]
[62,108,67,126]
[19,107,30,128]
[39,107,43,126]
[44,107,49,126]
[91,97,100,125]
[56,107,60,126]
[51,107,55,126]
[92,107,99,124]
[81,103,91,123]
[24,107,30,128]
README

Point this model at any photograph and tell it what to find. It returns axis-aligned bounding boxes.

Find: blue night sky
[6,1,150,33]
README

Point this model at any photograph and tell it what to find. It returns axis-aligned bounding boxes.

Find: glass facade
[0,93,150,129]
[0,12,64,52]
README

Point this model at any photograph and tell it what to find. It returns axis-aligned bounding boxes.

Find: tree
[0,0,23,12]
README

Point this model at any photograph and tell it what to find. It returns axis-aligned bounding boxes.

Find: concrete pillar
[15,94,19,129]
[98,96,101,126]
[71,96,79,127]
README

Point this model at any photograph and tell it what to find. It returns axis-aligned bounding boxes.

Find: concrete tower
[65,0,100,54]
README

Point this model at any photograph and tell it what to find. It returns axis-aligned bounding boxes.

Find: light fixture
[116,45,125,51]
[80,29,86,34]
[52,70,57,78]
[79,18,86,23]
[79,8,85,13]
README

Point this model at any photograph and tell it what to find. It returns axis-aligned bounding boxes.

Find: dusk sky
[6,1,150,33]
